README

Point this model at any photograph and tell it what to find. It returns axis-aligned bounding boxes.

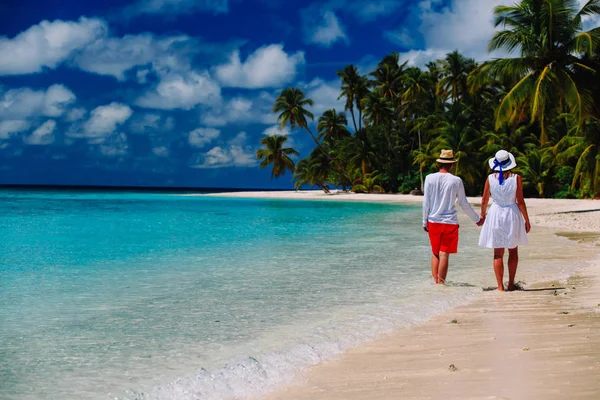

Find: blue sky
[0,0,514,188]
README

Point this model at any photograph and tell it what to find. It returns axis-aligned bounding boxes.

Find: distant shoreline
[0,184,291,193]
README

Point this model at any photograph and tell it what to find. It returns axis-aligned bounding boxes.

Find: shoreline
[195,190,600,231]
[194,191,600,399]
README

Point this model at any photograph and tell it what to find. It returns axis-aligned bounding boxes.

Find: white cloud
[418,0,506,60]
[306,10,348,48]
[0,17,107,75]
[79,102,133,140]
[400,48,448,68]
[135,70,221,110]
[24,120,56,145]
[227,131,248,146]
[74,34,197,81]
[122,0,229,19]
[201,93,276,127]
[387,0,508,64]
[263,125,291,136]
[302,78,344,115]
[188,127,220,148]
[190,145,255,169]
[0,84,76,119]
[137,69,151,84]
[66,107,86,122]
[189,130,256,168]
[129,113,175,134]
[0,120,31,139]
[215,44,305,89]
[152,146,169,157]
[384,28,417,48]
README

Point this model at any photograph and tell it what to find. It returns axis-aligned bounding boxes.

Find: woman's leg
[507,247,519,291]
[494,248,505,291]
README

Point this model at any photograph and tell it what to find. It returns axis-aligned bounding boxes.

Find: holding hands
[477,215,486,227]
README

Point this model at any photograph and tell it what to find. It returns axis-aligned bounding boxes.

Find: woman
[478,150,531,291]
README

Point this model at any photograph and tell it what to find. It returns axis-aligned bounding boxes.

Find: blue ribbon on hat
[493,158,511,185]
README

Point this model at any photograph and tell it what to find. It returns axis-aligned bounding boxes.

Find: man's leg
[507,247,519,291]
[431,254,440,283]
[494,248,505,291]
[437,251,450,284]
[437,224,458,285]
[428,222,442,284]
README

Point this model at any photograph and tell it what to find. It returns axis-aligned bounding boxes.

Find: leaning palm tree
[317,109,350,143]
[337,65,361,131]
[273,88,321,147]
[470,0,600,143]
[256,135,299,179]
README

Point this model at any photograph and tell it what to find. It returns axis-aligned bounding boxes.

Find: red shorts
[427,222,459,255]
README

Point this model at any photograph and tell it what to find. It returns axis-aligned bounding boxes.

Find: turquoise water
[0,191,574,400]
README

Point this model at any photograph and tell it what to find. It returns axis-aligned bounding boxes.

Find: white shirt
[422,172,480,227]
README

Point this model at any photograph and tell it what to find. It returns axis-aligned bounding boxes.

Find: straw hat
[488,150,517,171]
[436,149,457,164]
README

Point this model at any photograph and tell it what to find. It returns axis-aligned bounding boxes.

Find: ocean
[0,190,580,400]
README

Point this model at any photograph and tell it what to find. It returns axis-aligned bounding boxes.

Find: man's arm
[456,179,480,224]
[422,177,430,231]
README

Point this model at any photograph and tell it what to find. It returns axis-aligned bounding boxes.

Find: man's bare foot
[507,283,516,291]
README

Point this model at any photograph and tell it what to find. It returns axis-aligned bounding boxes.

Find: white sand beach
[197,191,600,400]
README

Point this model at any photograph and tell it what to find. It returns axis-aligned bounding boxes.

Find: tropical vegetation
[257,0,600,198]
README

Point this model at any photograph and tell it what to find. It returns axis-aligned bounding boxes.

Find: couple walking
[422,149,531,291]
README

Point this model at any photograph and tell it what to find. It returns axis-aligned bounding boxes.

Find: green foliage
[259,0,600,198]
[256,135,299,180]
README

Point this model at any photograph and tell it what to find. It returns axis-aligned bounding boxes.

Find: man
[423,149,483,284]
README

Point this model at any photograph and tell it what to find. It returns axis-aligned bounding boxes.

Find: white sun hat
[488,149,517,172]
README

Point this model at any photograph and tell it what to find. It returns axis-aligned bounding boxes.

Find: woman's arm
[515,175,531,233]
[480,177,490,221]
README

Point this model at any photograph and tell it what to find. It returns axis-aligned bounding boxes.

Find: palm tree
[361,89,394,127]
[516,144,554,197]
[317,109,351,143]
[369,52,406,102]
[356,75,370,130]
[430,102,485,189]
[292,150,333,193]
[472,0,600,143]
[337,65,361,131]
[438,51,476,102]
[553,118,600,196]
[351,171,385,193]
[256,135,299,179]
[402,69,432,190]
[273,88,321,146]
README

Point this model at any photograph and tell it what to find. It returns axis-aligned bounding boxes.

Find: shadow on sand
[482,281,567,292]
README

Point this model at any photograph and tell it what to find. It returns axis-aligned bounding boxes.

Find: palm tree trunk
[358,107,362,130]
[349,107,358,132]
[305,126,336,164]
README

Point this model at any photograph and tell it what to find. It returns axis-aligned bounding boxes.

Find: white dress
[478,174,528,249]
